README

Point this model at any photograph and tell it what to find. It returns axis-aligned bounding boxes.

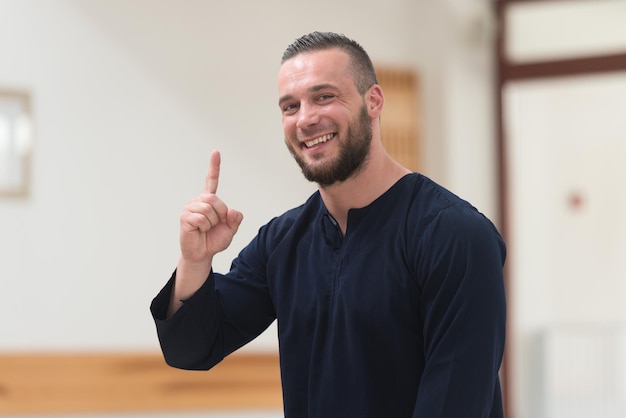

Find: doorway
[495,1,626,417]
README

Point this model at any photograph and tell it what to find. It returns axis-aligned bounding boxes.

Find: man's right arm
[167,150,243,317]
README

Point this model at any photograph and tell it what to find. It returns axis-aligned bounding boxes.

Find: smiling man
[151,31,507,418]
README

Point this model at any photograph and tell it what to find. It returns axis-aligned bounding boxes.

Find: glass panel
[506,0,626,63]
[0,91,32,197]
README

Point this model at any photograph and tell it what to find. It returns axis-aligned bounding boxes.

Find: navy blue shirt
[151,173,506,418]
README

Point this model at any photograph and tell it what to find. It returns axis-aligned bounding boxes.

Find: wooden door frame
[494,1,626,416]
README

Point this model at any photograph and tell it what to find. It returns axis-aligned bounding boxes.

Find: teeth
[305,134,333,148]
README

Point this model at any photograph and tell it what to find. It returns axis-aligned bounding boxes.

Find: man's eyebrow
[278,84,340,106]
[309,83,339,93]
[278,94,294,107]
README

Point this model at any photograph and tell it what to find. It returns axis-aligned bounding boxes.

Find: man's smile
[304,133,335,149]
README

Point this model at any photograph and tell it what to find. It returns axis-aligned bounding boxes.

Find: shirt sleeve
[412,204,507,418]
[150,233,276,371]
[150,270,226,370]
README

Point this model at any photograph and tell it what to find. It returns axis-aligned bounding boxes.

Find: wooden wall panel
[376,67,422,172]
[0,353,282,415]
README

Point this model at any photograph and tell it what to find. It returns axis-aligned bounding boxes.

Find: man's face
[278,49,373,187]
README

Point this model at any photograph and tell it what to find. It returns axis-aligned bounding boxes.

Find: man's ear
[366,84,384,117]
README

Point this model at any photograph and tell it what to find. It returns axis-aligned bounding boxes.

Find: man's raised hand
[170,150,243,315]
[179,150,244,264]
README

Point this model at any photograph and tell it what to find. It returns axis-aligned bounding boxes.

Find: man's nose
[296,102,320,129]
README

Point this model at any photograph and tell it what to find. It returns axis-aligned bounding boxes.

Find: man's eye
[318,94,334,101]
[282,104,298,114]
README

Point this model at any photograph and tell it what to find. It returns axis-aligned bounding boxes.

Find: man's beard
[286,105,372,187]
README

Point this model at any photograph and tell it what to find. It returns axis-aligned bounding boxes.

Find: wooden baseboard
[0,352,282,415]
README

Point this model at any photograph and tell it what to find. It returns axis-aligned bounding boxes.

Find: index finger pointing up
[204,150,221,194]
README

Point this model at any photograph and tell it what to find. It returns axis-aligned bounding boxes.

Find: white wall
[0,0,498,352]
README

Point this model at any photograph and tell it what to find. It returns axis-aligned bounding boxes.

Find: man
[151,31,506,417]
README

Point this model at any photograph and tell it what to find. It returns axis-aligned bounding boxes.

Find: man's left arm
[412,205,507,418]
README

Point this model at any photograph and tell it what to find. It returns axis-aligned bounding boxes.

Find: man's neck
[319,151,411,235]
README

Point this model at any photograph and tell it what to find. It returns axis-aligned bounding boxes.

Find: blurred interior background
[1,1,625,417]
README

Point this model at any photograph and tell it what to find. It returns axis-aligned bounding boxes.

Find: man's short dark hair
[281,31,378,95]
